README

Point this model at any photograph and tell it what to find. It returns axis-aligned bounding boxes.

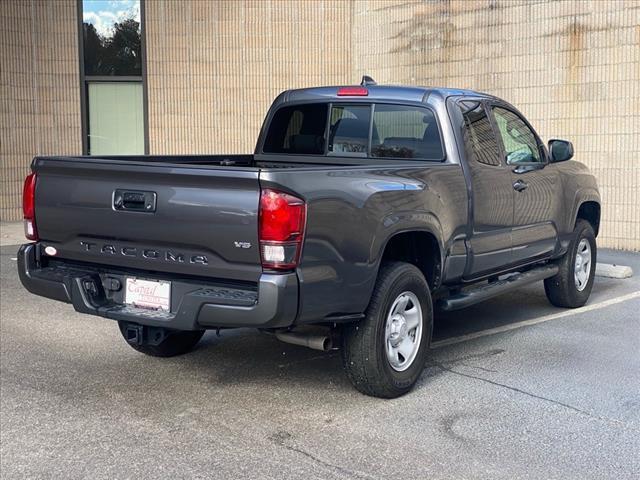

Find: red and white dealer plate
[124,278,171,311]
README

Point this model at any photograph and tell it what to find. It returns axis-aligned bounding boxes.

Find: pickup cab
[18,78,601,398]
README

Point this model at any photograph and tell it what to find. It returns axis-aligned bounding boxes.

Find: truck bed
[29,153,377,286]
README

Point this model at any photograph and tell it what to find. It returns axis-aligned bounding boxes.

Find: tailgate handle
[113,190,156,213]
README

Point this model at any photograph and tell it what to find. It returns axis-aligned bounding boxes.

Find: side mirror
[548,139,574,163]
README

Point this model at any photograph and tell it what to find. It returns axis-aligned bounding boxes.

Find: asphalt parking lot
[1,240,639,479]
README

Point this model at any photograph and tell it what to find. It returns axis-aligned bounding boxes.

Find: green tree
[82,16,141,76]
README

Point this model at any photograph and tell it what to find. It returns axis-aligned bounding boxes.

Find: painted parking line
[432,290,640,348]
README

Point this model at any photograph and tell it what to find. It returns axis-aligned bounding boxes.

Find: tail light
[22,172,38,241]
[259,189,306,270]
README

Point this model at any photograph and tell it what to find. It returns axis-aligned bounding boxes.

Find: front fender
[571,187,601,232]
[555,161,601,238]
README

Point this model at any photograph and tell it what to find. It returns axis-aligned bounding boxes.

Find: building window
[79,0,147,155]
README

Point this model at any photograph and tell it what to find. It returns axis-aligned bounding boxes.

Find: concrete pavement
[1,243,639,479]
[0,222,23,247]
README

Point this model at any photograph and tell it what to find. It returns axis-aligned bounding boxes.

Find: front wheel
[544,219,597,308]
[341,262,433,398]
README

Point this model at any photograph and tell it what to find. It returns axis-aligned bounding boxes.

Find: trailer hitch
[119,322,170,346]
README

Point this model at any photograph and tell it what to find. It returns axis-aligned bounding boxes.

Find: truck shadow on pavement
[170,275,632,395]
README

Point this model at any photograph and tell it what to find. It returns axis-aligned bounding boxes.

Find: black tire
[544,219,597,308]
[341,261,433,398]
[118,322,205,357]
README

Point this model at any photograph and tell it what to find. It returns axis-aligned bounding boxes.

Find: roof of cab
[278,84,497,105]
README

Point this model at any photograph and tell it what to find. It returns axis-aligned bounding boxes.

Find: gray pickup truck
[18,78,600,398]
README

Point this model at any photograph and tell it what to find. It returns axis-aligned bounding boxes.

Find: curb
[595,263,633,279]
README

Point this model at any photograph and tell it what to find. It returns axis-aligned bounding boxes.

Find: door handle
[113,190,157,212]
[513,180,528,192]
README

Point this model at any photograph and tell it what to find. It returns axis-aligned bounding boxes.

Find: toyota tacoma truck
[18,78,601,398]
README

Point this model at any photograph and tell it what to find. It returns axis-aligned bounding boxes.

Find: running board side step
[438,264,559,311]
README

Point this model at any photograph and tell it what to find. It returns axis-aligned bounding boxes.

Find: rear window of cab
[262,103,444,160]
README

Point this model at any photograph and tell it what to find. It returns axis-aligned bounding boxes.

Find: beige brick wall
[0,0,82,221]
[352,0,640,250]
[145,0,352,154]
[1,0,638,250]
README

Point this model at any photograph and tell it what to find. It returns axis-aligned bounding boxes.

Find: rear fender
[367,212,445,296]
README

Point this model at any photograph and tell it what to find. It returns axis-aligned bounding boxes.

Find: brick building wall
[1,0,638,249]
[1,0,82,221]
[352,0,640,250]
[145,0,352,154]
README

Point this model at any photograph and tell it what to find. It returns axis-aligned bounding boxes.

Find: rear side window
[263,104,328,155]
[328,105,371,154]
[371,105,443,159]
[460,101,501,166]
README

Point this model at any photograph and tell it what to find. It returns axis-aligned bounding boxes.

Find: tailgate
[32,157,262,283]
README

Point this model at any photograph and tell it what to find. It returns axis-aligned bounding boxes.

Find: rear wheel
[544,219,596,308]
[118,321,205,357]
[341,262,432,398]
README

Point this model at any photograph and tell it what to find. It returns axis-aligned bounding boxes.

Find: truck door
[458,100,514,277]
[489,105,561,264]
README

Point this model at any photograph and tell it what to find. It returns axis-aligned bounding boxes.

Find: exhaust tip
[275,329,333,352]
[320,336,332,352]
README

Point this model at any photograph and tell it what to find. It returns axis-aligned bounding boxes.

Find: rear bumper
[18,243,298,330]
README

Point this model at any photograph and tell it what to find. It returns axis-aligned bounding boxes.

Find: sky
[82,0,140,37]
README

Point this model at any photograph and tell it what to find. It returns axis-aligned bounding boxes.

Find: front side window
[81,0,145,155]
[371,105,443,159]
[460,101,501,166]
[492,107,542,164]
[263,104,327,155]
[328,105,370,154]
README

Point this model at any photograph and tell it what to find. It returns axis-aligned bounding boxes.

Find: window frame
[76,0,149,155]
[260,100,446,162]
[488,102,548,167]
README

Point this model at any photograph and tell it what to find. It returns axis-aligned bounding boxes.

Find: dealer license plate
[125,278,171,311]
